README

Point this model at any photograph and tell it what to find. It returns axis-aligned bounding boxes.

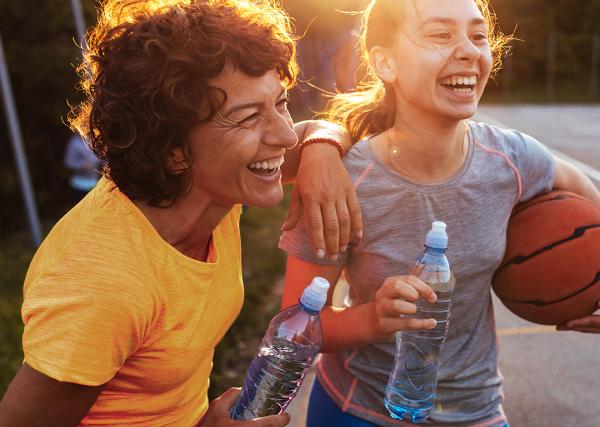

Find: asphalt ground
[285,105,600,427]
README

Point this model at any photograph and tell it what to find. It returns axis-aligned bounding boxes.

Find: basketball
[492,190,600,325]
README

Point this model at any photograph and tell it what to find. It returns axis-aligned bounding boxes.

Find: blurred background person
[63,132,102,203]
[284,0,364,118]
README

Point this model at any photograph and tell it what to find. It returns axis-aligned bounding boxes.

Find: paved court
[285,105,600,427]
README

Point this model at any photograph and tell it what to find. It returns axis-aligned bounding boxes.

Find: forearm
[0,364,103,427]
[553,156,600,205]
[320,302,381,353]
[282,257,378,352]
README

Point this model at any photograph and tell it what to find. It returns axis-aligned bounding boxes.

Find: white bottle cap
[426,221,448,249]
[300,277,330,312]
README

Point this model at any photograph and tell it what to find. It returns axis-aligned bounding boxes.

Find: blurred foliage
[0,0,97,235]
[0,228,37,393]
[483,0,600,102]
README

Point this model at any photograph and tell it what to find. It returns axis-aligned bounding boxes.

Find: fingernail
[357,229,363,239]
[341,245,348,253]
[329,254,338,262]
[280,221,288,231]
[430,294,437,302]
[316,249,325,259]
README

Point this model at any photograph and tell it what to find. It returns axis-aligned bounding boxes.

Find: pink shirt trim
[474,139,522,205]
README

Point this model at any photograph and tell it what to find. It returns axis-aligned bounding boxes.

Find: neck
[134,193,232,262]
[375,115,469,183]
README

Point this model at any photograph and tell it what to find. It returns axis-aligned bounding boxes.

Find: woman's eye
[472,33,488,42]
[238,113,259,125]
[430,32,451,40]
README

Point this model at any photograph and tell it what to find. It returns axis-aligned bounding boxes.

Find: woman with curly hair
[0,0,361,425]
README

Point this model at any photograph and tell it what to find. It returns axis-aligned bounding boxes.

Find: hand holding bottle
[197,388,290,426]
[371,275,438,341]
[385,221,455,423]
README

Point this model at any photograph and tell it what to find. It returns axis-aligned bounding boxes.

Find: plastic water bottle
[230,277,330,420]
[385,221,455,423]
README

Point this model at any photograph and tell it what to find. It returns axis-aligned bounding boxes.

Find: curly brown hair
[69,0,298,205]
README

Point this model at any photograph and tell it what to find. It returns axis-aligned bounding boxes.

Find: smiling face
[182,68,297,209]
[383,0,492,123]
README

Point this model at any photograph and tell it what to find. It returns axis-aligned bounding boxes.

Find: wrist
[297,137,345,159]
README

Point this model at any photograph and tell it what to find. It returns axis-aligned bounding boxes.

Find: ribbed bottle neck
[424,244,447,255]
[299,301,320,315]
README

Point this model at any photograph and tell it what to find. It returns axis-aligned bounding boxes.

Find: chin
[443,105,478,121]
[247,189,284,208]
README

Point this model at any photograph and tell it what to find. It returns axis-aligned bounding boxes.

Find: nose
[263,109,298,149]
[454,36,481,63]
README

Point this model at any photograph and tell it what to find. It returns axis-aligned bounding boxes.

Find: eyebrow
[223,88,287,117]
[419,17,486,28]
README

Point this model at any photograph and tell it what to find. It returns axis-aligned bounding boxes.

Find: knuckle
[326,220,339,233]
[308,219,323,231]
[315,190,335,202]
[338,212,351,225]
[405,302,417,314]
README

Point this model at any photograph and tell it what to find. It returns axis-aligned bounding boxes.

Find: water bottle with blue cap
[230,277,330,420]
[385,221,455,423]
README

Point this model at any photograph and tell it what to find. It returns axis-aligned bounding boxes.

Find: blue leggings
[306,377,376,427]
[306,377,510,427]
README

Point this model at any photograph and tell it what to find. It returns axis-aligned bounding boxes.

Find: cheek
[481,48,493,74]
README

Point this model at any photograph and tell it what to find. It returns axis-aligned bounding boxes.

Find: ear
[370,46,397,84]
[166,147,188,174]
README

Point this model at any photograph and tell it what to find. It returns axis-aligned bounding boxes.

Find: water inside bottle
[231,337,318,420]
[385,286,455,423]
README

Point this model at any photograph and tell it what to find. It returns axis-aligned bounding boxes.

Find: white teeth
[442,75,477,87]
[248,156,284,171]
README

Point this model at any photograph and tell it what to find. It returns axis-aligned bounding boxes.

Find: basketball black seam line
[510,193,590,219]
[497,271,600,306]
[496,223,600,272]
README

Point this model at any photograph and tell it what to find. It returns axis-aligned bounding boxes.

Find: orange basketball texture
[492,191,600,325]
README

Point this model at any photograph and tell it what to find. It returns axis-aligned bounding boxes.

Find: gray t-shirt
[279,121,555,426]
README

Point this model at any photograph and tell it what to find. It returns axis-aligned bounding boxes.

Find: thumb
[216,387,241,409]
[247,412,290,426]
[282,187,302,231]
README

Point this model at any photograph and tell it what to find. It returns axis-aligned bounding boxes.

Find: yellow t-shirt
[22,178,244,426]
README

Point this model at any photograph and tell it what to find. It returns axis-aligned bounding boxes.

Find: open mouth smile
[440,75,477,94]
[247,156,284,177]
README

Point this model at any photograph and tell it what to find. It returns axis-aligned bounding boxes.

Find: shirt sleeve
[21,261,156,386]
[497,127,556,203]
